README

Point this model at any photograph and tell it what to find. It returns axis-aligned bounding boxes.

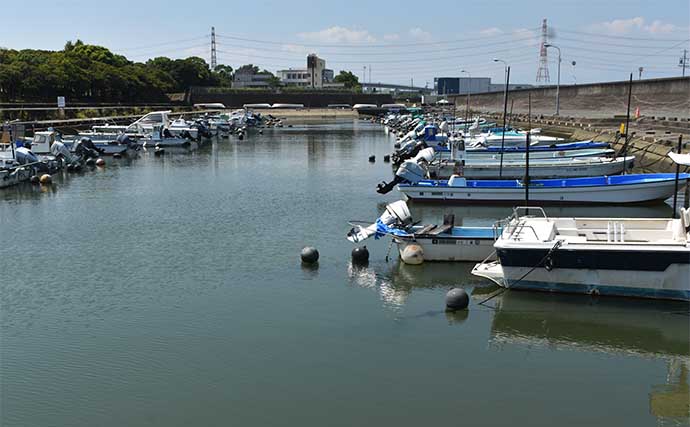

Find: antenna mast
[211,26,217,70]
[536,18,550,83]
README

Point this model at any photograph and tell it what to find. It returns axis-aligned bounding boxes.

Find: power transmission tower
[211,26,217,70]
[536,18,550,83]
[680,49,688,77]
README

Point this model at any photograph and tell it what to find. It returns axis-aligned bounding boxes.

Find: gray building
[233,70,273,89]
[434,77,532,95]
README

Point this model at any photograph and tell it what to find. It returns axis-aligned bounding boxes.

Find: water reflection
[489,291,690,424]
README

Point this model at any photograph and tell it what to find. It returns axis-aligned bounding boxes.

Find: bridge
[361,82,432,94]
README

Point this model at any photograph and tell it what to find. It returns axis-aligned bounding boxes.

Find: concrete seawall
[449,77,689,119]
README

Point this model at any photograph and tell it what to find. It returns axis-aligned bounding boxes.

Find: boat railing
[508,221,542,241]
[511,206,549,221]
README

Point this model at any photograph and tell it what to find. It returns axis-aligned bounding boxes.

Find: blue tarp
[374,219,412,240]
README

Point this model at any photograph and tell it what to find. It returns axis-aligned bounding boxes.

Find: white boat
[168,118,199,139]
[346,201,497,264]
[398,173,689,204]
[430,155,634,179]
[472,207,690,301]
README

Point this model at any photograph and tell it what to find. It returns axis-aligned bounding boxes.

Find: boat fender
[544,257,554,271]
[401,244,424,265]
[39,174,52,185]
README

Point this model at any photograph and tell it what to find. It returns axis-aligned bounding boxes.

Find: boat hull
[400,177,685,205]
[432,157,632,179]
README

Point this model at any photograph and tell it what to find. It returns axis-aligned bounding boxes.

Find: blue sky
[2,0,689,86]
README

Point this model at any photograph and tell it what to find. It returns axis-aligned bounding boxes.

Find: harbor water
[1,121,688,426]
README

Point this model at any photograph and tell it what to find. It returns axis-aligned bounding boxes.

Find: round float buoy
[368,155,376,162]
[351,246,369,264]
[445,288,469,311]
[383,155,391,163]
[238,133,244,141]
[154,147,165,156]
[400,244,424,265]
[300,246,319,264]
[85,158,96,166]
[287,124,293,128]
[259,130,263,135]
[113,153,122,159]
[30,175,40,184]
[95,158,105,167]
[39,174,52,185]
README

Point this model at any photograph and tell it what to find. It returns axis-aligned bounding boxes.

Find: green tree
[334,70,361,91]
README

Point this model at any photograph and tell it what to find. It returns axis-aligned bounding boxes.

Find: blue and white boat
[472,207,690,301]
[346,201,497,263]
[398,173,690,204]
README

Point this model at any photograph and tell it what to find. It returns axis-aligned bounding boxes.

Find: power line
[214,27,540,49]
[553,28,688,42]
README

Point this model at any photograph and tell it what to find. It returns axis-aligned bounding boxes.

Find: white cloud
[383,33,400,42]
[297,26,376,44]
[408,27,432,42]
[589,17,681,35]
[480,27,503,37]
[644,19,679,34]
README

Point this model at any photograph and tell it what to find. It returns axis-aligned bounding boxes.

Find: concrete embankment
[449,76,689,119]
[501,114,690,173]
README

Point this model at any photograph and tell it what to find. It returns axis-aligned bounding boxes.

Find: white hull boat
[431,156,634,179]
[472,207,690,301]
[398,173,690,204]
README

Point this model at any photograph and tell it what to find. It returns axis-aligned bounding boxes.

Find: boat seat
[428,224,453,235]
[415,224,437,235]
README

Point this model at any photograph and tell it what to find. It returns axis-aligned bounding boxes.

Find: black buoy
[383,155,391,163]
[85,158,96,166]
[368,155,376,162]
[154,147,165,156]
[113,153,122,159]
[300,246,319,264]
[445,288,469,311]
[30,175,40,184]
[238,132,244,140]
[259,129,263,135]
[351,246,369,264]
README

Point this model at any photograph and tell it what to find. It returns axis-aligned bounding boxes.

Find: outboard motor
[74,137,102,159]
[377,147,435,194]
[347,200,412,243]
[391,140,428,166]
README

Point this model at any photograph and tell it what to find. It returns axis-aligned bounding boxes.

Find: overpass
[361,82,432,94]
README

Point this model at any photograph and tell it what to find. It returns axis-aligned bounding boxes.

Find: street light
[460,69,471,133]
[493,59,509,123]
[544,43,561,116]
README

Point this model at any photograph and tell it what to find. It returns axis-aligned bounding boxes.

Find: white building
[233,70,273,89]
[277,54,334,88]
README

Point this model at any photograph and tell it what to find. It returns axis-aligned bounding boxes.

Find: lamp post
[544,43,561,116]
[460,69,471,134]
[493,58,508,123]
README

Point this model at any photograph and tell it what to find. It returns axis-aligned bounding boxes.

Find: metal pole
[673,135,683,218]
[525,93,531,205]
[555,47,561,116]
[683,50,687,77]
[499,66,511,178]
[622,73,633,163]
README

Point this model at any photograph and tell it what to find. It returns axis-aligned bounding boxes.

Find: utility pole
[210,26,217,70]
[638,67,643,80]
[680,50,688,77]
[363,66,366,90]
[369,65,371,86]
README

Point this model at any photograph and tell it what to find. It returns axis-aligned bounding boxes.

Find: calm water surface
[1,121,688,426]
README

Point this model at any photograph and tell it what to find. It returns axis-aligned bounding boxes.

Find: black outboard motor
[116,133,139,150]
[74,137,102,159]
[391,140,428,166]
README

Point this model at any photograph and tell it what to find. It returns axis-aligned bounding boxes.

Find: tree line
[0,40,362,102]
[0,40,233,102]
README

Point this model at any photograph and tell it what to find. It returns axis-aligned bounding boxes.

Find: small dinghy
[346,201,498,263]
